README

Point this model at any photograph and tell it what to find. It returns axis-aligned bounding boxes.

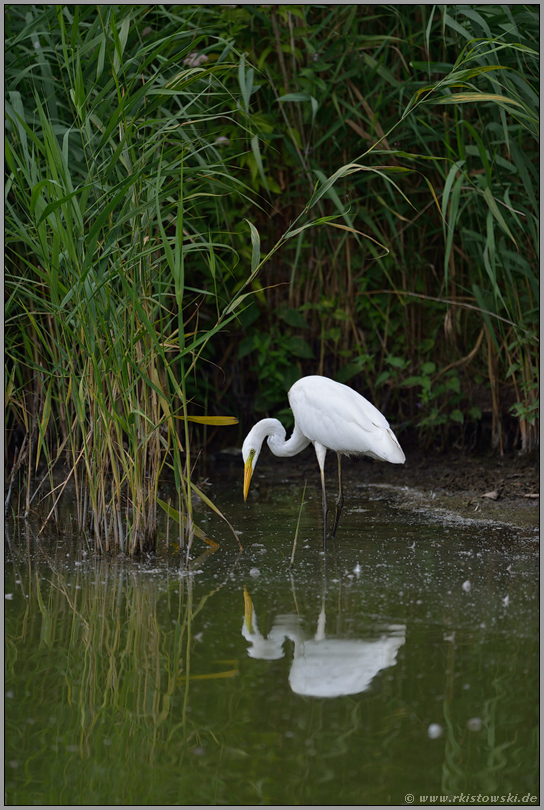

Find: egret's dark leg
[320,467,328,550]
[314,443,328,550]
[331,452,344,539]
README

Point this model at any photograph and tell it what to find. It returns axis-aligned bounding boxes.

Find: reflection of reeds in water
[5,534,242,783]
[6,543,168,745]
[439,632,538,798]
[63,561,190,760]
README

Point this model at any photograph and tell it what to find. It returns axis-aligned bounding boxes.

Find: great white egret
[242,588,406,697]
[242,375,405,548]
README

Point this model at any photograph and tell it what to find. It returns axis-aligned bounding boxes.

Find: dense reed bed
[5,5,251,552]
[5,5,539,555]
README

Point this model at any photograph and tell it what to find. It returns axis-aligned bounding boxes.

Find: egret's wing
[288,376,404,462]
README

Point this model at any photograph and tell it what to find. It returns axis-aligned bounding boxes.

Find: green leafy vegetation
[200,3,538,453]
[5,4,539,554]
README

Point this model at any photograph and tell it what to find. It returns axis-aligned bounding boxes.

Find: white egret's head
[241,432,261,501]
[242,419,287,501]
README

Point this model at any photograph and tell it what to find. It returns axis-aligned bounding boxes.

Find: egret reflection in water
[242,588,405,698]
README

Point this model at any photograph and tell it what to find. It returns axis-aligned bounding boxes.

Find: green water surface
[5,479,539,806]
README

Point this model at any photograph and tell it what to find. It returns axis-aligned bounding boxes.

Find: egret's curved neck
[268,420,310,458]
[247,418,310,458]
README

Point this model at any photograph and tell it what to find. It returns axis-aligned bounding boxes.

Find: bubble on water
[249,567,260,578]
[462,580,471,593]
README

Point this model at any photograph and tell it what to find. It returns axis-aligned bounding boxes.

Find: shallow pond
[5,472,539,806]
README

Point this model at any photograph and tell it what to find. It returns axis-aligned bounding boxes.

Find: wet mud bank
[362,448,539,536]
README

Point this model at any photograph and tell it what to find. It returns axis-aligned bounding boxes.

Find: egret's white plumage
[242,375,405,547]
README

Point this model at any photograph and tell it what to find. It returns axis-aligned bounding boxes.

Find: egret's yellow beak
[243,586,254,632]
[243,456,254,501]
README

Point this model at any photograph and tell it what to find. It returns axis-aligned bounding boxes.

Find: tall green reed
[4,5,259,553]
